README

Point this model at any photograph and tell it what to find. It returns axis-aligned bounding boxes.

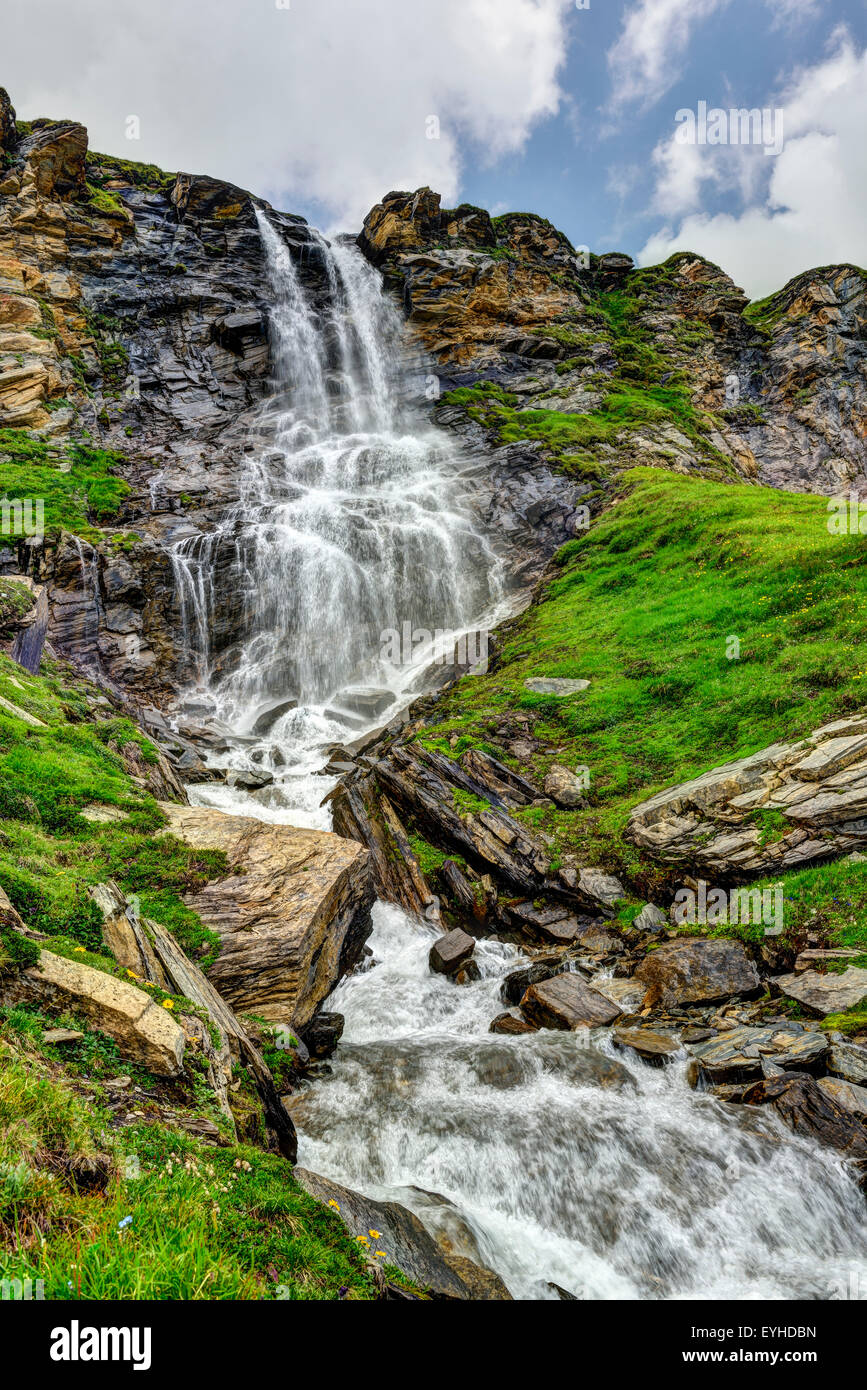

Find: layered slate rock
[743,1074,867,1189]
[294,1169,512,1300]
[685,1024,827,1084]
[160,804,373,1029]
[632,938,760,1009]
[1,949,185,1076]
[774,967,867,1017]
[520,974,622,1031]
[627,715,867,874]
[613,1028,681,1065]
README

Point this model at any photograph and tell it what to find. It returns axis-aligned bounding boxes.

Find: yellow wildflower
[327,1200,340,1211]
[162,998,175,1010]
[369,1229,382,1240]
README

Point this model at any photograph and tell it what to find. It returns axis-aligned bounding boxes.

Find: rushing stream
[172,213,867,1299]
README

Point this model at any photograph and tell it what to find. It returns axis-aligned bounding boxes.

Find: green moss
[0,429,131,540]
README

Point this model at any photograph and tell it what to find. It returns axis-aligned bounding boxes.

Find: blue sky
[4,0,866,295]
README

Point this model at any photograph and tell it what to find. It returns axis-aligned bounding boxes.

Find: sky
[3,0,866,297]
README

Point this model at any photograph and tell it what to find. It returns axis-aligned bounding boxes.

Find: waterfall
[171,211,506,820]
[166,212,867,1301]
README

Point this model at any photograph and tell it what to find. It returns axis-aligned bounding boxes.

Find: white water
[171,213,867,1299]
[297,905,867,1301]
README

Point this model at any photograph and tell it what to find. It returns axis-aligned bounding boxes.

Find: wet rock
[742,1074,867,1188]
[441,1254,512,1301]
[500,958,562,1006]
[543,764,588,808]
[226,768,274,791]
[336,686,395,719]
[686,1025,827,1084]
[632,938,760,1009]
[160,803,373,1030]
[520,974,622,1031]
[589,976,647,1014]
[455,960,481,985]
[489,1011,538,1035]
[299,1012,345,1060]
[250,698,298,735]
[613,1028,680,1065]
[294,1168,510,1299]
[774,967,867,1016]
[524,678,590,696]
[429,928,475,976]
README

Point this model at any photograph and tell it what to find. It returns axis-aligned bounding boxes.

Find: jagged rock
[159,804,373,1030]
[429,928,475,976]
[613,1028,680,1065]
[818,1076,867,1119]
[685,1024,827,1084]
[520,974,621,1030]
[543,764,588,808]
[489,1011,538,1035]
[634,904,667,933]
[774,967,867,1017]
[1,949,185,1076]
[742,1074,867,1188]
[500,958,562,1006]
[299,1012,345,1060]
[828,1041,867,1086]
[589,976,647,1013]
[632,938,760,1009]
[294,1168,510,1299]
[503,900,582,944]
[627,714,867,873]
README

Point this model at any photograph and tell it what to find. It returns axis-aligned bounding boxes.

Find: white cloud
[1,0,573,229]
[637,29,867,297]
[606,0,729,109]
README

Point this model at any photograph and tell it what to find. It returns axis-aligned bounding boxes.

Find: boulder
[3,950,185,1076]
[632,938,760,1009]
[524,678,590,696]
[543,765,588,808]
[627,714,867,874]
[818,1076,867,1119]
[774,967,867,1017]
[294,1169,511,1299]
[159,804,373,1029]
[589,976,647,1014]
[634,904,667,933]
[429,928,475,976]
[299,1011,345,1060]
[520,974,622,1030]
[500,958,561,1006]
[827,1041,867,1086]
[613,1028,680,1065]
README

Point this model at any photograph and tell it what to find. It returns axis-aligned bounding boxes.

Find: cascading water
[172,211,506,824]
[171,212,867,1300]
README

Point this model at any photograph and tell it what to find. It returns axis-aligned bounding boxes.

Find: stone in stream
[500,958,562,1006]
[524,678,590,696]
[774,967,867,1016]
[613,1028,680,1065]
[429,928,476,976]
[250,698,298,736]
[589,976,647,1014]
[632,938,760,1009]
[489,1011,538,1035]
[299,1012,345,1060]
[294,1169,511,1299]
[226,768,274,791]
[520,973,622,1030]
[685,1025,827,1084]
[335,686,395,718]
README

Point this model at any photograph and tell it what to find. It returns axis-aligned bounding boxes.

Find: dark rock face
[743,1074,867,1189]
[429,928,476,976]
[294,1168,512,1299]
[0,87,16,155]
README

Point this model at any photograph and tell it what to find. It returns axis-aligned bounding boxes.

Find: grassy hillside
[414,467,867,1020]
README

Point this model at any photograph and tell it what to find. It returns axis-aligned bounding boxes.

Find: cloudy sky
[4,0,866,296]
